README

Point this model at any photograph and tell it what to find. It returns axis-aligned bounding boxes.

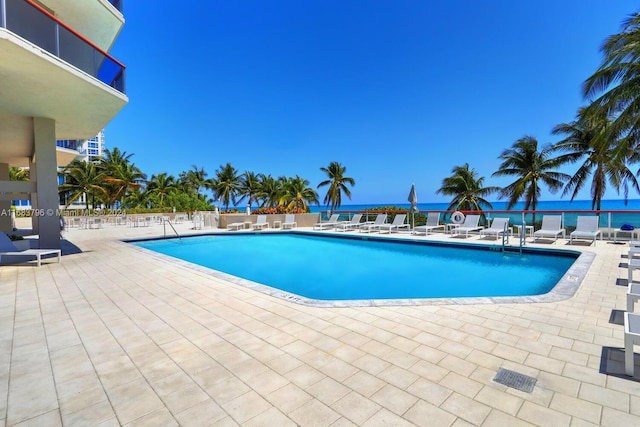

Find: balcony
[108,0,122,12]
[0,0,126,93]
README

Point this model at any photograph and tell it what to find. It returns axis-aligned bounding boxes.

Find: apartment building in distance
[0,0,128,248]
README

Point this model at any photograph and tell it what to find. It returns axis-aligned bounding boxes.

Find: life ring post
[451,211,465,224]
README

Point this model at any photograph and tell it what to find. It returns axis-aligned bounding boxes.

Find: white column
[32,118,60,249]
[0,163,11,232]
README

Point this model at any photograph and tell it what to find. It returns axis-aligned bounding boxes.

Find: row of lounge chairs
[314,213,410,234]
[227,214,297,231]
[314,212,604,244]
[623,241,640,375]
[228,212,603,245]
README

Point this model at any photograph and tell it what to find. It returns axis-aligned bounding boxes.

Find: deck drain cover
[493,368,536,393]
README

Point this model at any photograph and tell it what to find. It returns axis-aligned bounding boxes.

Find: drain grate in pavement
[493,368,537,393]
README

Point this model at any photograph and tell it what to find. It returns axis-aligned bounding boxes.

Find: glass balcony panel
[3,0,125,93]
[6,0,56,54]
[59,25,96,76]
[108,0,122,13]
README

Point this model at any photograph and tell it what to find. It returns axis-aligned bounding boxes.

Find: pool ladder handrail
[500,221,509,252]
[163,218,182,241]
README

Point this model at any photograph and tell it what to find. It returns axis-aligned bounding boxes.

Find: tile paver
[1,223,639,425]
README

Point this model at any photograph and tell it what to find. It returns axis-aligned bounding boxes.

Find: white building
[0,0,127,248]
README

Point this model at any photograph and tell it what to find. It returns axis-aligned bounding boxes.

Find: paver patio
[1,222,640,426]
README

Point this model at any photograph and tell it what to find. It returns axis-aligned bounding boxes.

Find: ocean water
[309,199,640,228]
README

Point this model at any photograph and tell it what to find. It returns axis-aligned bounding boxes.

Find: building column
[0,163,11,232]
[32,118,60,249]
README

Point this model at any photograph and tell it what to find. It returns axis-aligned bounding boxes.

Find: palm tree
[492,136,570,225]
[9,167,29,207]
[101,147,134,171]
[59,160,107,209]
[99,147,146,208]
[583,11,640,147]
[437,163,498,221]
[102,161,146,208]
[279,176,319,213]
[180,165,208,198]
[237,171,261,210]
[551,107,640,211]
[146,172,176,208]
[9,167,29,182]
[317,161,355,211]
[256,174,282,208]
[212,162,241,210]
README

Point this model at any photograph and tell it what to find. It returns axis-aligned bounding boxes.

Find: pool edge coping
[121,231,595,308]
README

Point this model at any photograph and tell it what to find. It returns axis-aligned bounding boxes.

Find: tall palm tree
[256,174,282,208]
[236,171,261,210]
[212,162,241,210]
[101,147,134,171]
[317,161,355,211]
[59,160,107,209]
[583,11,640,148]
[551,107,640,211]
[437,163,498,217]
[180,165,208,198]
[102,161,146,208]
[279,176,319,213]
[492,136,570,224]
[99,147,146,208]
[146,172,176,208]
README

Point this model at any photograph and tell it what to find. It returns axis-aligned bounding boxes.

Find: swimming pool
[131,232,584,305]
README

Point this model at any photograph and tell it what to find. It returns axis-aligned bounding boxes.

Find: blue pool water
[132,233,577,301]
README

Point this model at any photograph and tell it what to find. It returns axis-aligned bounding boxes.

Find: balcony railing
[0,0,126,93]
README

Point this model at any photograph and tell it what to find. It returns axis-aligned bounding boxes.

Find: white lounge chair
[314,214,340,230]
[480,217,510,240]
[628,282,640,312]
[451,214,483,238]
[0,233,61,267]
[334,214,363,231]
[533,215,566,243]
[359,214,388,233]
[569,216,601,245]
[282,214,297,229]
[414,212,445,235]
[227,221,244,231]
[253,215,269,230]
[378,214,409,234]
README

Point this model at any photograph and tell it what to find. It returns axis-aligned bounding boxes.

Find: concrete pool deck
[1,223,640,426]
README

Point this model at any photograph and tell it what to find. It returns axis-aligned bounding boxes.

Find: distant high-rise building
[57,129,106,162]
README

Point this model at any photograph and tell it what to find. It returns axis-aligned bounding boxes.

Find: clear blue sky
[106,1,636,206]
